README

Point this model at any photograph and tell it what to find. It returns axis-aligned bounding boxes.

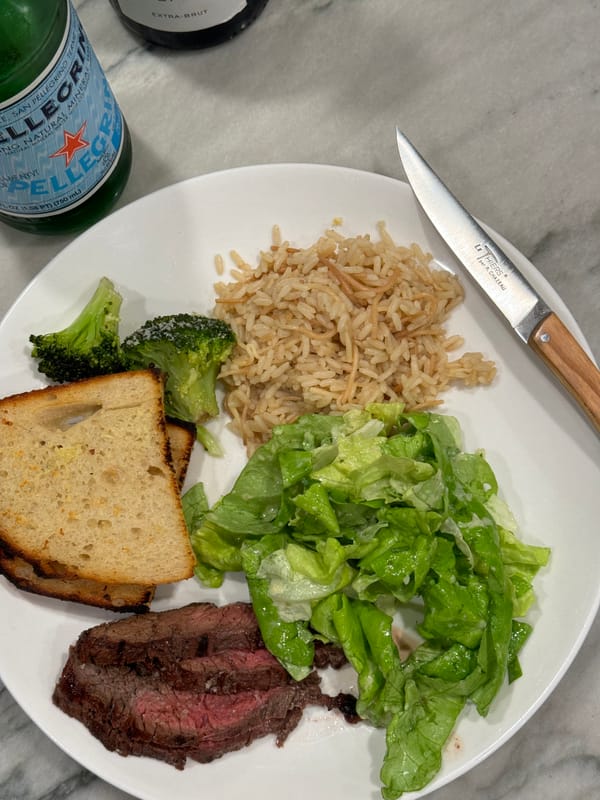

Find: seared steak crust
[313,640,348,670]
[75,601,263,667]
[167,648,291,693]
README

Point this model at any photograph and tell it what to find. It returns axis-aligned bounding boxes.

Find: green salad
[183,404,550,798]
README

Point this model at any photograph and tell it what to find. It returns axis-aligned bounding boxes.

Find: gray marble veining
[1,2,599,799]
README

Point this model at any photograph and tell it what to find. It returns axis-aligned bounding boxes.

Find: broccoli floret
[29,277,127,383]
[121,313,236,424]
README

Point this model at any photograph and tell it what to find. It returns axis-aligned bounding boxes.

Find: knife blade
[395,128,600,433]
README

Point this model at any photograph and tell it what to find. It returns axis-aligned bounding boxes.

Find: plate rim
[0,161,598,800]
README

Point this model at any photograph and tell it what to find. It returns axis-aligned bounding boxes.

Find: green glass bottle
[0,0,132,235]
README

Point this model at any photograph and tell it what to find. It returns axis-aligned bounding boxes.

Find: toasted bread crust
[0,541,155,612]
[165,418,196,489]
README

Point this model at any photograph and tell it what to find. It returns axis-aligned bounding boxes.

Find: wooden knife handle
[530,312,600,433]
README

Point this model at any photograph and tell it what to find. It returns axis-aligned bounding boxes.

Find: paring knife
[395,128,600,433]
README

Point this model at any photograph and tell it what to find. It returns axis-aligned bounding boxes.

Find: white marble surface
[1,1,599,799]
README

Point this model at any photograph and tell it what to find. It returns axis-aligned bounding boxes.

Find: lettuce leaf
[188,404,550,798]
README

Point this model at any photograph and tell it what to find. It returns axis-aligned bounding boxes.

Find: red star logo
[50,122,90,166]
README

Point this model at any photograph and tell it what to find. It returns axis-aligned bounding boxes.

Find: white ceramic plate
[0,164,599,800]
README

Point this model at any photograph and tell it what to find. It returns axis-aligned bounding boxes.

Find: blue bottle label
[0,3,126,219]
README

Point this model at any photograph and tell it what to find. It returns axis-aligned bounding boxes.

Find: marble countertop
[1,1,599,799]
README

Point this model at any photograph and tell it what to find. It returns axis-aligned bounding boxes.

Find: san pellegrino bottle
[108,0,270,49]
[0,0,132,235]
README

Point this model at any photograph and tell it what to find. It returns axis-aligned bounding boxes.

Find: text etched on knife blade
[475,243,509,291]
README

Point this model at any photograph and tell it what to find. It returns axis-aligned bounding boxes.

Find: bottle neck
[0,0,68,102]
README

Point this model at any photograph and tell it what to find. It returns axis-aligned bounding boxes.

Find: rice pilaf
[213,222,496,452]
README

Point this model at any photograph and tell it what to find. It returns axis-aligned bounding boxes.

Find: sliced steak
[75,601,263,667]
[53,651,354,768]
[74,601,347,673]
[168,648,291,693]
[54,602,359,769]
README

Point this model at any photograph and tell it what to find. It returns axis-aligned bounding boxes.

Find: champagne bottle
[108,0,270,49]
[0,0,132,235]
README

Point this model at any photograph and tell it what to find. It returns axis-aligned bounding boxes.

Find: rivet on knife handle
[530,313,600,432]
